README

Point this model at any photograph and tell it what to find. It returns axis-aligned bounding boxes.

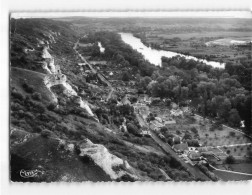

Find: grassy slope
[9,18,198,182]
[10,130,111,182]
[10,67,54,103]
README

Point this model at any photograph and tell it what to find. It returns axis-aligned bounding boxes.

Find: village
[71,37,252,180]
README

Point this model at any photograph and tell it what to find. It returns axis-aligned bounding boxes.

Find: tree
[139,76,152,90]
[181,86,189,100]
[121,71,131,81]
[228,109,241,127]
[225,155,235,164]
[127,123,140,136]
[218,98,231,120]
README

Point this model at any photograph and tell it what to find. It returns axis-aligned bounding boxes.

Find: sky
[11,11,252,19]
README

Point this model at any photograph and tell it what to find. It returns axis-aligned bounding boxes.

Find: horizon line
[11,11,252,19]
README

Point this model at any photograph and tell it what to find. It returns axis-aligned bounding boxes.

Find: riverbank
[131,31,252,65]
[119,32,225,68]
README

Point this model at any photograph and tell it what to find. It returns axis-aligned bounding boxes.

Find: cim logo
[20,169,45,178]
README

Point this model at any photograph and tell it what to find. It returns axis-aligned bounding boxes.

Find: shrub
[229,132,236,137]
[24,112,35,120]
[173,137,180,145]
[11,90,24,100]
[247,151,252,159]
[167,137,174,146]
[10,102,23,111]
[225,155,235,164]
[160,126,168,133]
[32,101,46,113]
[197,164,218,181]
[127,123,141,136]
[31,92,42,101]
[187,139,200,147]
[40,129,52,138]
[169,157,181,168]
[22,83,34,93]
[34,126,43,133]
[183,131,192,140]
[47,103,57,111]
[190,127,198,134]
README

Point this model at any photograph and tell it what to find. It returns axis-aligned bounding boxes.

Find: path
[209,164,252,181]
[11,67,46,77]
[206,143,252,149]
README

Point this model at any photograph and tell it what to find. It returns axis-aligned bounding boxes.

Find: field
[147,31,252,40]
[219,144,252,157]
[150,106,252,154]
[193,115,251,147]
[212,169,252,181]
[228,163,252,174]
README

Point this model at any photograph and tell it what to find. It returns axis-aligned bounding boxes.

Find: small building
[89,61,107,65]
[150,120,164,130]
[164,119,176,125]
[140,130,151,137]
[170,109,183,117]
[188,151,201,161]
[171,102,178,109]
[155,117,163,123]
[121,95,131,105]
[173,143,189,153]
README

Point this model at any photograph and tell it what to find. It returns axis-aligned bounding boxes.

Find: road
[73,38,114,101]
[149,129,211,181]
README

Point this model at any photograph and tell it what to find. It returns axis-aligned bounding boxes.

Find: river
[119,33,225,69]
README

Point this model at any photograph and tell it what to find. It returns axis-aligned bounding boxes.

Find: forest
[84,31,251,134]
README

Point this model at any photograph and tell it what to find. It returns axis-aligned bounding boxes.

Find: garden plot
[192,116,252,147]
[197,126,251,147]
[205,147,227,158]
[219,144,252,157]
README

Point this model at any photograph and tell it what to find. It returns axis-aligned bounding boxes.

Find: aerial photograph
[9,12,252,182]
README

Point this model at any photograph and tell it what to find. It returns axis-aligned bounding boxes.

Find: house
[150,120,164,129]
[121,95,131,105]
[182,106,190,113]
[78,43,94,47]
[173,143,189,153]
[171,102,178,109]
[164,118,176,125]
[78,62,87,66]
[188,151,201,161]
[170,109,183,117]
[155,117,163,123]
[89,61,107,65]
[140,130,151,137]
[149,123,161,132]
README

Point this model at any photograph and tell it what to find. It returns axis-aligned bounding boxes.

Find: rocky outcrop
[39,33,96,119]
[77,139,138,180]
[42,46,52,59]
[41,61,52,74]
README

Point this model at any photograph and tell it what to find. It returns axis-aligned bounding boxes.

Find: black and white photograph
[8,10,252,183]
